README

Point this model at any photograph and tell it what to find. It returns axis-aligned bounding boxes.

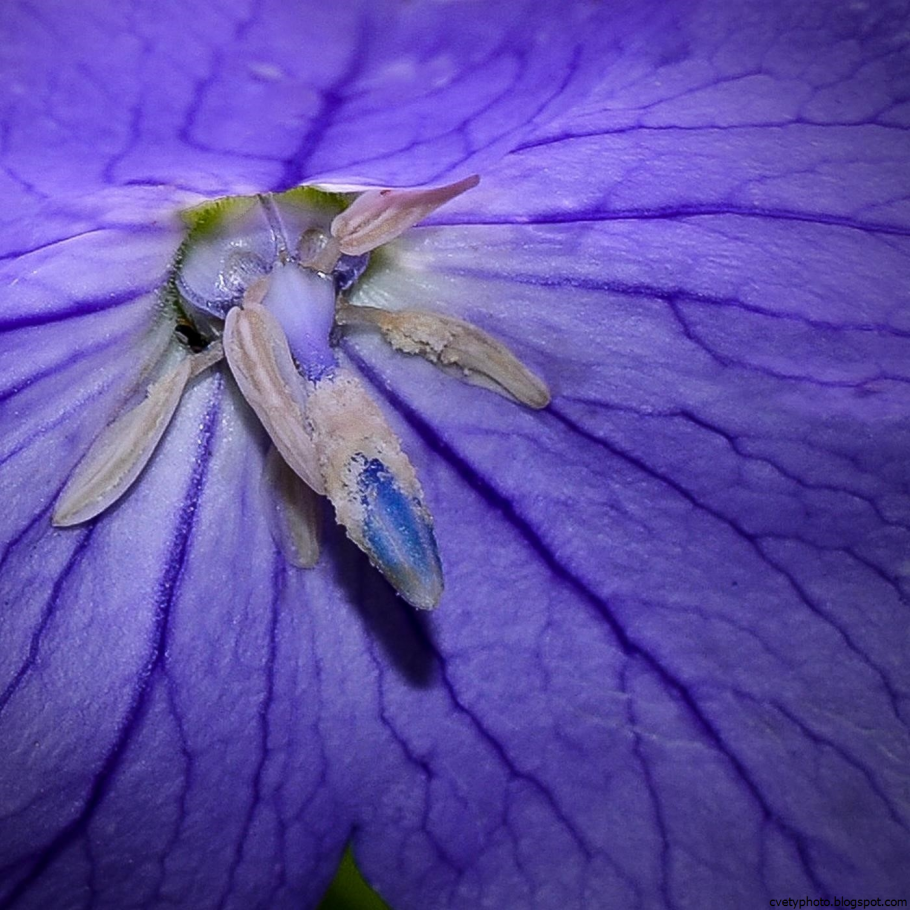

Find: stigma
[53,177,549,610]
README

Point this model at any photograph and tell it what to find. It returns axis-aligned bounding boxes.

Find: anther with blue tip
[355,456,443,610]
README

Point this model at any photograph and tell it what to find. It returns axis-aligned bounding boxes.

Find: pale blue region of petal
[0,0,629,200]
[0,219,178,325]
[0,209,358,910]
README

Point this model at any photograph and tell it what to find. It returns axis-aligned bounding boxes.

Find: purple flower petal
[337,0,910,902]
[1,381,351,907]
[0,0,626,198]
[1,0,909,908]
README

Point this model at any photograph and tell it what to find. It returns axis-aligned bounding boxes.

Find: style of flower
[1,1,908,909]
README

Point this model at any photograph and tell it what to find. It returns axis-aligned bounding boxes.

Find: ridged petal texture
[1,1,909,909]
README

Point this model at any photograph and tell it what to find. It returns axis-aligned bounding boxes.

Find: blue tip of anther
[356,458,443,609]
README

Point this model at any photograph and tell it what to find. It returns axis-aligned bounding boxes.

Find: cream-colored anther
[330,175,480,256]
[189,340,224,376]
[337,303,550,408]
[53,342,223,527]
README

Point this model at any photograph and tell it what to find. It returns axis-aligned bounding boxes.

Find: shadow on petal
[327,524,438,687]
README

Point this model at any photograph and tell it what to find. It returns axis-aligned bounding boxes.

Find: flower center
[173,189,368,374]
[54,177,549,611]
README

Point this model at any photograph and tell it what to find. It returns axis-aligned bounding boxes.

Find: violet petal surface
[1,1,909,909]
